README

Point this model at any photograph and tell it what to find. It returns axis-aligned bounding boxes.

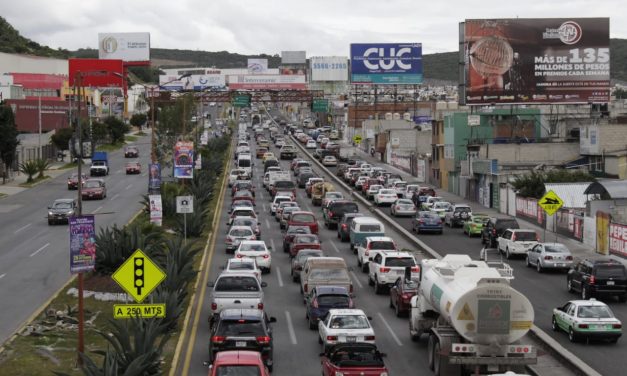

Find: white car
[552,299,622,343]
[390,199,417,217]
[223,257,262,282]
[429,201,452,218]
[391,181,408,197]
[421,196,443,210]
[271,195,293,216]
[498,229,539,259]
[228,169,248,187]
[374,189,398,206]
[355,176,369,190]
[366,184,382,200]
[356,236,398,272]
[318,309,375,351]
[235,240,272,273]
[367,251,419,294]
[225,226,256,253]
[403,184,420,199]
[322,156,337,167]
[306,139,317,149]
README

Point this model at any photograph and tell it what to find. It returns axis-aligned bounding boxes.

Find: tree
[104,116,129,144]
[0,104,19,177]
[19,160,38,183]
[512,169,596,199]
[50,127,73,151]
[130,113,147,128]
[91,121,109,145]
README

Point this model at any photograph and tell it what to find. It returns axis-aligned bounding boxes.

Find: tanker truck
[409,254,536,376]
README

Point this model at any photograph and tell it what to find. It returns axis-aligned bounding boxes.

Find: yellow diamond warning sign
[112,249,166,303]
[538,190,564,216]
[457,303,475,321]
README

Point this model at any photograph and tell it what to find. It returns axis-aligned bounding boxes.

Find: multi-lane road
[0,134,152,344]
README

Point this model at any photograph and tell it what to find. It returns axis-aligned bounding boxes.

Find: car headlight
[380,373,388,376]
[334,372,344,376]
[48,211,54,216]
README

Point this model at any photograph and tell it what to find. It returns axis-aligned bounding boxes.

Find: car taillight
[211,335,226,343]
[411,266,420,273]
[613,324,622,329]
[236,254,244,258]
[257,302,264,310]
[326,336,338,341]
[544,256,553,260]
[262,254,270,259]
[589,275,596,285]
[492,229,497,235]
[512,233,517,241]
[256,336,271,344]
[211,302,217,311]
[380,267,391,273]
[312,298,319,308]
[364,335,375,341]
[329,212,334,218]
[341,224,347,230]
[578,324,589,329]
[566,256,573,261]
[304,283,308,293]
[437,220,442,225]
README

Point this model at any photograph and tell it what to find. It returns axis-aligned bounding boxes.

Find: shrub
[35,158,50,178]
[19,160,39,182]
[95,224,163,275]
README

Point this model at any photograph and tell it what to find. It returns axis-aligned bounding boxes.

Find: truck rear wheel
[427,335,436,371]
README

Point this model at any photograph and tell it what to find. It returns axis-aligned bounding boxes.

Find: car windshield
[317,295,350,307]
[84,181,101,188]
[577,305,614,319]
[544,244,569,253]
[216,365,261,376]
[369,185,382,191]
[369,241,395,250]
[310,268,349,281]
[295,235,319,244]
[385,257,415,267]
[292,214,315,223]
[230,229,253,237]
[216,320,265,336]
[239,244,266,252]
[330,315,370,329]
[420,212,439,219]
[514,232,537,241]
[395,182,407,188]
[397,199,413,205]
[53,202,73,209]
[214,276,259,292]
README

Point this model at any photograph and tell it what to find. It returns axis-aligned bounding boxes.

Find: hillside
[1,16,626,83]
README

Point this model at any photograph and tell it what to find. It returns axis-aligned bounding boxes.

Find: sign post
[538,190,564,242]
[312,98,329,112]
[353,135,363,145]
[176,196,194,244]
[232,94,251,108]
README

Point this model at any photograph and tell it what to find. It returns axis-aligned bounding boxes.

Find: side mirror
[203,361,212,367]
[368,257,373,262]
[269,316,277,323]
[379,352,388,358]
[367,316,373,320]
[261,282,268,288]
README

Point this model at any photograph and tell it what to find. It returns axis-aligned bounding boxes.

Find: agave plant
[158,238,200,292]
[152,287,185,333]
[35,158,50,178]
[95,224,163,275]
[18,160,39,183]
[175,200,208,238]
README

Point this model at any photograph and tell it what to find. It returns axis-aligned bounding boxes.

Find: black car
[337,213,364,242]
[323,200,359,229]
[298,172,316,188]
[47,198,77,225]
[209,309,276,371]
[567,258,627,301]
[305,286,353,329]
[481,217,520,247]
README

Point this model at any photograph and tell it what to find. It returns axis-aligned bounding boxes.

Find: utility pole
[74,73,85,366]
[38,93,42,159]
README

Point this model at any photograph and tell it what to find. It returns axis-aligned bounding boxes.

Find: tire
[395,302,402,317]
[552,316,559,332]
[427,335,436,371]
[374,278,384,295]
[267,364,273,373]
[526,256,531,267]
[568,327,578,342]
[361,262,369,273]
[581,286,589,300]
[536,261,543,273]
[505,248,511,260]
[357,257,362,267]
[619,294,627,303]
[433,341,442,376]
[318,336,322,345]
[389,297,394,309]
[567,278,574,293]
[48,220,53,225]
[368,275,374,286]
[308,317,317,330]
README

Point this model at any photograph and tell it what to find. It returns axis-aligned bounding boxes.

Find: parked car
[318,309,375,351]
[47,198,77,225]
[305,286,353,330]
[389,277,419,317]
[497,229,539,259]
[291,249,324,282]
[320,343,388,376]
[552,300,622,343]
[481,217,520,247]
[526,243,574,272]
[412,211,443,234]
[567,258,627,301]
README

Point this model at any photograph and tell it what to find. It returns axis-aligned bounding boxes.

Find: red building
[6,99,85,133]
[10,73,66,100]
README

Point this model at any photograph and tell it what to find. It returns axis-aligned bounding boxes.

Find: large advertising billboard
[248,59,268,74]
[174,141,194,179]
[228,75,307,90]
[311,57,349,81]
[281,51,306,64]
[98,32,150,62]
[159,74,226,90]
[350,43,423,84]
[463,18,610,104]
[69,59,124,87]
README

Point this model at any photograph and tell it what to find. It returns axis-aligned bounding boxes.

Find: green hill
[0,16,69,58]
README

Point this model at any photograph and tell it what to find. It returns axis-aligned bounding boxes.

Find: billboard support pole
[74,72,85,366]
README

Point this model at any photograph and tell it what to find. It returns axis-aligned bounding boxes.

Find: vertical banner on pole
[69,215,96,274]
[149,194,163,226]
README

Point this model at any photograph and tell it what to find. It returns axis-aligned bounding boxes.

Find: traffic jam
[206,108,626,376]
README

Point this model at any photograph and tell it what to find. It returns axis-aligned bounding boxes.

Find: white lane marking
[262,203,267,212]
[265,218,271,230]
[116,169,122,174]
[259,191,264,200]
[110,193,120,201]
[125,184,133,190]
[285,311,298,345]
[276,266,284,287]
[0,273,6,279]
[350,271,363,289]
[330,242,340,253]
[30,243,50,258]
[270,239,276,253]
[377,312,404,346]
[92,206,103,214]
[14,223,32,234]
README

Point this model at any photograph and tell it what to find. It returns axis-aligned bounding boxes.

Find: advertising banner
[350,43,423,84]
[98,32,150,62]
[228,75,307,90]
[69,215,96,274]
[281,51,306,64]
[149,195,163,226]
[280,67,307,75]
[310,56,349,81]
[159,74,226,90]
[463,18,610,104]
[69,59,125,87]
[174,141,194,179]
[248,59,268,74]
[609,222,627,258]
[148,163,161,192]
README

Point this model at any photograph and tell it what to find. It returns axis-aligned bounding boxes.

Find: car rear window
[295,235,318,244]
[370,241,395,250]
[229,263,255,271]
[595,265,627,279]
[215,276,259,291]
[497,220,519,229]
[230,229,253,237]
[216,319,265,337]
[359,224,383,232]
[238,159,251,167]
[317,294,350,307]
[330,202,359,213]
[275,181,295,189]
[514,231,537,241]
[309,269,349,280]
[385,257,415,267]
[292,214,315,223]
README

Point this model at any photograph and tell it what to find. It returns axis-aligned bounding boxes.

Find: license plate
[236,341,247,347]
[607,281,615,285]
[346,336,356,342]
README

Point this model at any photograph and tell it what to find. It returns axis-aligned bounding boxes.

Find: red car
[282,225,312,253]
[320,343,388,376]
[209,350,270,376]
[232,190,255,206]
[81,179,106,200]
[361,178,380,194]
[67,172,87,190]
[389,276,419,317]
[289,234,321,257]
[288,211,318,234]
[232,181,255,197]
[125,162,141,174]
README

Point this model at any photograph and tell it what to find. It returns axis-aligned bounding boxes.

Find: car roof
[366,236,394,242]
[568,299,610,307]
[353,217,383,224]
[229,226,253,231]
[228,257,256,264]
[381,251,412,258]
[214,350,264,365]
[239,240,266,245]
[54,198,75,203]
[328,308,366,316]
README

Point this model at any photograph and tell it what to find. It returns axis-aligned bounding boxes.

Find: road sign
[538,190,564,216]
[112,249,166,303]
[113,303,166,319]
[176,196,194,213]
[312,98,329,112]
[353,135,363,145]
[232,94,251,108]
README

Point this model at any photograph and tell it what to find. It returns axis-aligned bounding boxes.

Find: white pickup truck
[208,272,267,323]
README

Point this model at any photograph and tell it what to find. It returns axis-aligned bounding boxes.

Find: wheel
[318,336,322,345]
[567,279,574,293]
[505,248,511,259]
[536,261,543,273]
[361,262,369,273]
[427,335,436,371]
[526,256,531,267]
[308,316,317,330]
[551,316,559,332]
[48,220,53,225]
[267,364,273,373]
[395,301,402,317]
[568,327,578,342]
[433,340,442,376]
[389,296,394,309]
[581,286,589,300]
[357,257,362,267]
[368,275,374,286]
[619,294,627,303]
[374,278,384,294]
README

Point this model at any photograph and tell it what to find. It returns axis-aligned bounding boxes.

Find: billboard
[311,56,349,81]
[98,32,150,62]
[174,141,194,179]
[228,75,307,90]
[280,67,307,75]
[69,215,96,274]
[159,74,226,90]
[350,43,423,84]
[68,59,124,87]
[463,18,610,104]
[281,51,306,64]
[248,59,268,74]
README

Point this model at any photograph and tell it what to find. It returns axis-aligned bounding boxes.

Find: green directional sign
[232,95,251,108]
[312,98,329,112]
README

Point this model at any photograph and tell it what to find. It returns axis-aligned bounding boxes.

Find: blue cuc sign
[350,43,423,84]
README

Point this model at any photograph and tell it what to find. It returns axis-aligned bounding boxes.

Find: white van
[237,154,253,177]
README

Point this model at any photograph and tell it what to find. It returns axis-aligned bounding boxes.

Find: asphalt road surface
[0,134,152,344]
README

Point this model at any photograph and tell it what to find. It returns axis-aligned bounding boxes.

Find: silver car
[526,243,574,272]
[390,198,417,217]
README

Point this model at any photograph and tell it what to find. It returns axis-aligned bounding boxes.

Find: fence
[13,144,58,169]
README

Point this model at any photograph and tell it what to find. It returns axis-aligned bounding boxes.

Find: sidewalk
[339,141,597,260]
[0,161,70,196]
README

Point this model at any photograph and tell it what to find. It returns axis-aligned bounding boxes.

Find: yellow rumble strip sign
[113,304,166,319]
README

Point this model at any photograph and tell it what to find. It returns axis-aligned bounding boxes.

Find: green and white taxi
[552,299,622,343]
[463,213,489,237]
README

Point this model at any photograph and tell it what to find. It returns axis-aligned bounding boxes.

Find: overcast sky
[3,1,625,56]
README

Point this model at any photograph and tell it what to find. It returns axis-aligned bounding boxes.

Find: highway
[0,134,152,344]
